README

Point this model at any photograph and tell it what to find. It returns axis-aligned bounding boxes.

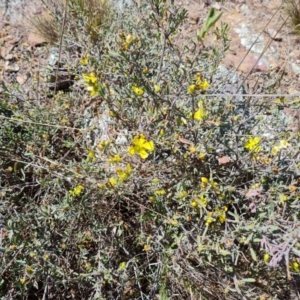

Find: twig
[236,13,289,94]
[53,0,68,95]
[42,275,50,300]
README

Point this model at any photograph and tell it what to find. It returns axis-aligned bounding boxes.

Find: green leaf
[249,247,257,262]
[219,249,231,256]
[198,8,223,40]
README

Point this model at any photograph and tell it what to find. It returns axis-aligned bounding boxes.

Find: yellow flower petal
[198,79,210,90]
[188,84,197,94]
[128,146,136,155]
[139,150,149,159]
[194,100,208,120]
[154,85,161,93]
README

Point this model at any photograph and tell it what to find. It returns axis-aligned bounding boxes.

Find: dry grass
[285,0,300,35]
[31,0,112,44]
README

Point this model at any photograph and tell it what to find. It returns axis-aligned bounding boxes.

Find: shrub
[0,0,300,299]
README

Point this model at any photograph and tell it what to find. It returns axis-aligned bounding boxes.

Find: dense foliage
[0,0,300,299]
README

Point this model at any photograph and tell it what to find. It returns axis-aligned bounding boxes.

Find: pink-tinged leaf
[178,137,193,145]
[218,156,230,165]
[245,187,263,199]
[248,202,257,213]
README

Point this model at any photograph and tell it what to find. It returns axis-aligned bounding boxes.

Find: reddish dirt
[181,1,299,75]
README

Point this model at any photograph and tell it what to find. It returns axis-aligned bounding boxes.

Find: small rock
[289,49,300,59]
[288,88,300,95]
[239,54,269,73]
[224,52,270,73]
[27,32,47,47]
[266,29,282,41]
[4,53,14,60]
[5,63,20,73]
[240,4,250,14]
[188,11,200,24]
[0,44,14,59]
[268,57,280,70]
[290,62,300,75]
[16,73,28,85]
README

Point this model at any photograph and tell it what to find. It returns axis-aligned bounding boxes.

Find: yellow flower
[200,177,209,189]
[196,73,202,85]
[80,57,88,65]
[29,252,35,258]
[171,219,179,226]
[86,149,97,162]
[218,193,225,200]
[188,84,197,94]
[107,154,123,163]
[191,200,198,208]
[73,185,84,195]
[271,146,280,156]
[197,243,205,252]
[119,261,127,270]
[152,178,160,184]
[97,140,110,150]
[10,245,17,250]
[189,145,196,153]
[86,83,100,97]
[116,164,132,181]
[20,278,26,285]
[194,100,208,120]
[98,183,105,189]
[244,137,261,152]
[109,110,117,117]
[290,261,300,273]
[275,97,285,104]
[128,134,154,159]
[83,73,97,84]
[177,190,188,199]
[108,177,117,188]
[263,253,270,264]
[155,189,166,196]
[279,193,288,203]
[25,266,34,274]
[126,34,133,44]
[132,86,144,96]
[272,140,289,156]
[198,152,206,160]
[201,177,209,184]
[198,79,210,90]
[216,206,227,223]
[143,244,151,252]
[149,196,156,202]
[154,85,161,93]
[252,183,260,189]
[218,212,226,223]
[279,140,289,148]
[205,212,215,226]
[82,73,99,96]
[199,194,207,207]
[195,73,210,90]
